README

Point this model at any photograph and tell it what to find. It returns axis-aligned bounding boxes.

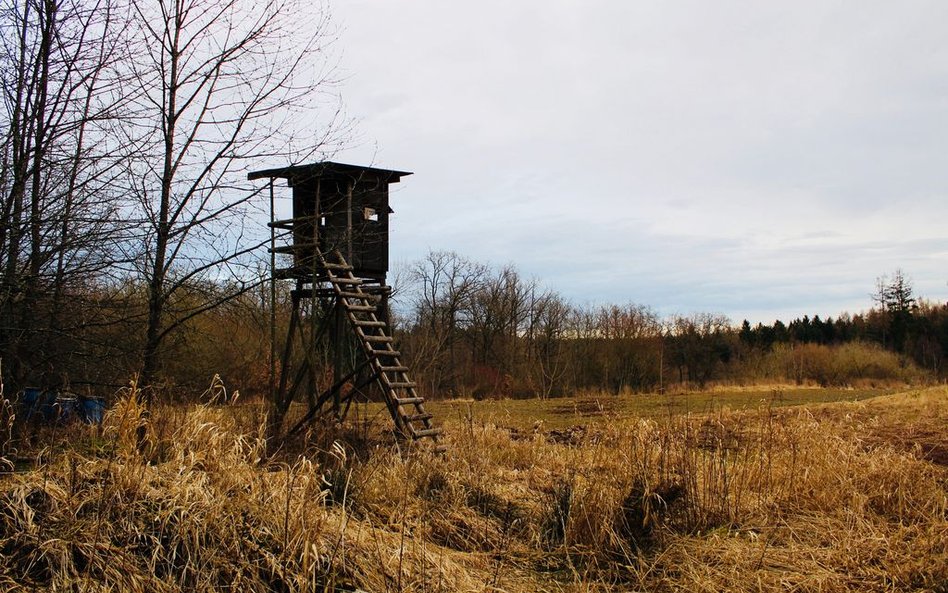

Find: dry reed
[0,385,945,592]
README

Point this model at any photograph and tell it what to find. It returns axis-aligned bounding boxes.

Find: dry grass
[424,385,897,431]
[1,385,946,592]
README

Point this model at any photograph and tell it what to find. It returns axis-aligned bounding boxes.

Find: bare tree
[466,265,534,372]
[121,0,346,389]
[400,250,485,396]
[0,0,129,387]
[667,312,733,387]
[524,290,572,398]
[595,303,662,394]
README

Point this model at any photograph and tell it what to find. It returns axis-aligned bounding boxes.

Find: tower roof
[248,161,412,183]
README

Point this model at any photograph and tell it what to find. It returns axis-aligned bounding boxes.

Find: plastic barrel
[78,397,105,424]
[20,389,79,424]
[56,396,77,424]
[20,388,59,422]
[20,387,43,421]
[39,391,61,422]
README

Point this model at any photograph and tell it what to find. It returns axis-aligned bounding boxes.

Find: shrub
[767,341,928,386]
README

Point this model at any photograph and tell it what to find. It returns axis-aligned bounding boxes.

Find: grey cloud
[333,0,948,323]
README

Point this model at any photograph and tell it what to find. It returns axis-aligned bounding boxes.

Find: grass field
[423,386,898,431]
[1,385,945,592]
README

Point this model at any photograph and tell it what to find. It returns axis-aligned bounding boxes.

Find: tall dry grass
[1,385,946,592]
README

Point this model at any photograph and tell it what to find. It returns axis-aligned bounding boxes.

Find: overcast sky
[325,1,948,324]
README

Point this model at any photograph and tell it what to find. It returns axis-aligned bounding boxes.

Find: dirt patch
[550,398,615,417]
[689,419,744,452]
[546,425,603,446]
[867,426,948,467]
[919,442,948,466]
[502,426,532,442]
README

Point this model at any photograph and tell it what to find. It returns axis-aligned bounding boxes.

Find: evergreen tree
[739,319,754,347]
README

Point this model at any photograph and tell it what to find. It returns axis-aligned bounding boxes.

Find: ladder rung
[395,397,424,405]
[339,291,375,300]
[412,428,443,439]
[405,413,433,422]
[380,366,409,372]
[363,335,393,343]
[373,349,400,357]
[387,381,416,388]
[333,278,362,285]
[322,262,351,270]
[354,320,386,327]
[346,305,377,312]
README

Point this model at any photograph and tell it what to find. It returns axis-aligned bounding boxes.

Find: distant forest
[391,255,946,399]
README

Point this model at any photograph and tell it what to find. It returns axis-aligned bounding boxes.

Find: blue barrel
[20,387,42,413]
[56,396,77,423]
[18,389,105,425]
[78,397,105,424]
[19,389,91,424]
[20,387,58,422]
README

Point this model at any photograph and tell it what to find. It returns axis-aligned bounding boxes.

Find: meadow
[1,385,946,592]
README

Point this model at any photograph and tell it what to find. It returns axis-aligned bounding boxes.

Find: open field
[423,386,899,431]
[1,385,946,592]
[325,386,899,435]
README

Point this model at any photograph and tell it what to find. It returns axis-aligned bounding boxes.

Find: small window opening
[363,207,379,222]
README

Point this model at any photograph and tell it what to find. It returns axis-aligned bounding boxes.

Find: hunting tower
[249,162,442,447]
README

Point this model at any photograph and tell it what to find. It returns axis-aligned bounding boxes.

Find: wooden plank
[363,335,393,343]
[267,214,321,228]
[291,288,336,299]
[270,244,308,254]
[373,350,401,357]
[346,305,377,312]
[412,428,443,439]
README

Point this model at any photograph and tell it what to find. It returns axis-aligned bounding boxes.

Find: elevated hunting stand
[248,162,442,448]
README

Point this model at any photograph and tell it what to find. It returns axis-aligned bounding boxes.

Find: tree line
[738,270,946,373]
[392,253,947,398]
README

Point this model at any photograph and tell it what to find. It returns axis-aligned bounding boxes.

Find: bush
[767,341,928,386]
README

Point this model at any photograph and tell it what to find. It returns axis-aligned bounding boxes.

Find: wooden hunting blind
[249,161,410,282]
[249,162,443,450]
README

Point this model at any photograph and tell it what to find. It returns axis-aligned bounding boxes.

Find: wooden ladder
[319,250,444,448]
